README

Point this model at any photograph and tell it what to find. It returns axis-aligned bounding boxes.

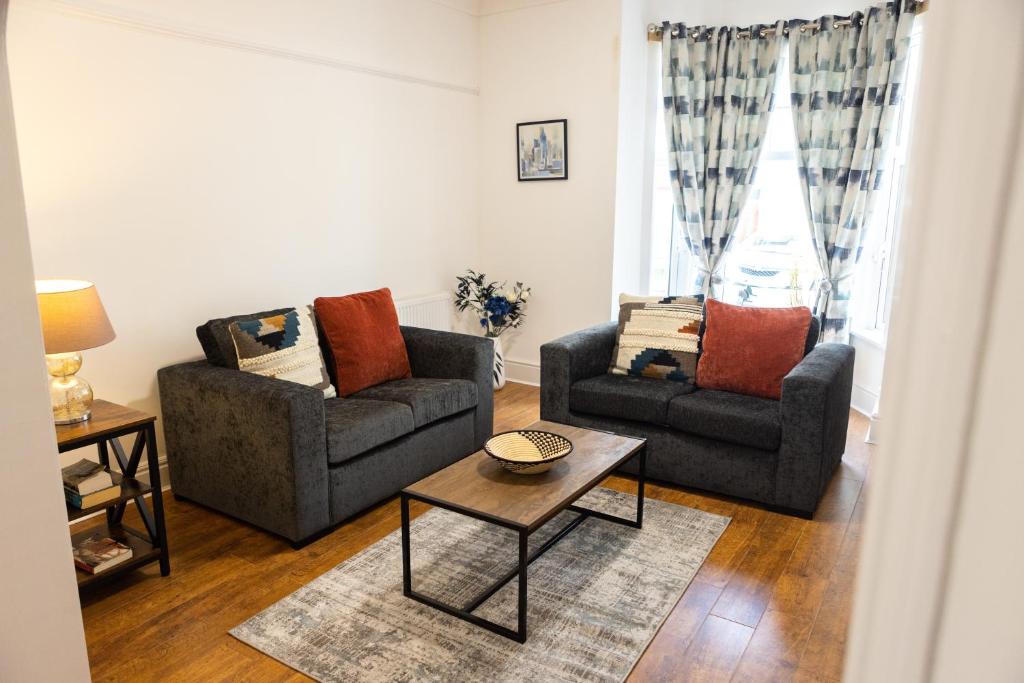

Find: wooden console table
[57,399,170,590]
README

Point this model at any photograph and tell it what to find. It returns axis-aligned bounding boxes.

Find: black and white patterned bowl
[484,430,574,475]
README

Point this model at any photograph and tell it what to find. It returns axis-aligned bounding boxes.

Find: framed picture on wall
[517,119,567,181]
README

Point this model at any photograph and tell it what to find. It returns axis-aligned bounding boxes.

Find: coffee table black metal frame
[400,445,646,643]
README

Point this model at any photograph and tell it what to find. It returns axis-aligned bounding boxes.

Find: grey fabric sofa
[540,319,854,517]
[158,326,493,546]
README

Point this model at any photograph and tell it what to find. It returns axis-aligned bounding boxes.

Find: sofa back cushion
[697,299,812,400]
[608,294,704,385]
[314,288,412,396]
[228,306,336,398]
[805,316,821,355]
[197,306,292,369]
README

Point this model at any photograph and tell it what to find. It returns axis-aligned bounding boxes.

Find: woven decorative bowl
[484,430,573,475]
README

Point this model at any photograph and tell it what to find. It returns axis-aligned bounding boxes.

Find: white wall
[477,0,622,381]
[7,0,482,464]
[0,0,90,678]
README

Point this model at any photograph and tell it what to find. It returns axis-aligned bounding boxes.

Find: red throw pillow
[697,300,812,400]
[314,288,411,397]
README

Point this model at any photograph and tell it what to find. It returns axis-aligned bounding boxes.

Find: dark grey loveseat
[540,319,854,517]
[158,326,493,545]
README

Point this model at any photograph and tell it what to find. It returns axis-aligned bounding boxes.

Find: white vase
[489,335,506,390]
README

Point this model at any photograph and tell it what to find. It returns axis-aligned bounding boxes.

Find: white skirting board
[850,383,878,418]
[505,358,540,386]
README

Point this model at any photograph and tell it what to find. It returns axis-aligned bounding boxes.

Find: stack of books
[73,534,133,574]
[62,458,120,509]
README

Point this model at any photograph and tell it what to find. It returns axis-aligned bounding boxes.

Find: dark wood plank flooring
[75,382,870,681]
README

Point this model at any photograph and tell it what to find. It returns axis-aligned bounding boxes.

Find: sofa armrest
[776,343,856,512]
[540,321,617,424]
[157,361,329,542]
[401,326,494,448]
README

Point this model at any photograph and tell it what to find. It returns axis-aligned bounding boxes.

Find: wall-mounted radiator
[395,292,452,332]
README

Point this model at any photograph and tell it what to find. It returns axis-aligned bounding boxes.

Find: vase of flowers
[454,269,532,390]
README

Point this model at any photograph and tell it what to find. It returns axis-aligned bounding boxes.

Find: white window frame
[850,25,925,346]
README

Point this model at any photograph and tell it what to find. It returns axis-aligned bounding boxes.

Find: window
[714,50,820,309]
[647,27,923,339]
[850,28,924,338]
[647,93,684,297]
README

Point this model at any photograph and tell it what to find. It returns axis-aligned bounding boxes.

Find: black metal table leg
[97,440,116,526]
[565,443,646,529]
[636,444,646,529]
[401,493,412,596]
[145,424,170,576]
[517,529,528,642]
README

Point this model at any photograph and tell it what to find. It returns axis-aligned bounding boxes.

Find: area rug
[231,487,730,682]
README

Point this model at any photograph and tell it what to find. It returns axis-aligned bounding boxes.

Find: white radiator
[395,292,452,332]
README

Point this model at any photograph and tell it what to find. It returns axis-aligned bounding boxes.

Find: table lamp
[35,279,116,424]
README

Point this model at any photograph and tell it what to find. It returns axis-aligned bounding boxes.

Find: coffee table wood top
[403,420,645,532]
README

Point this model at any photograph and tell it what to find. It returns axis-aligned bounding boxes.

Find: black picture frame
[516,119,568,181]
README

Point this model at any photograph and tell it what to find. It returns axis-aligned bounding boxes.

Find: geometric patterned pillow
[228,305,336,398]
[608,294,704,384]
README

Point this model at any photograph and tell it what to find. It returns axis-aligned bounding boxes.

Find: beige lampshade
[35,280,116,354]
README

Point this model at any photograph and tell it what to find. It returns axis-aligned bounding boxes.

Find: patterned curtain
[789,4,915,342]
[661,21,784,297]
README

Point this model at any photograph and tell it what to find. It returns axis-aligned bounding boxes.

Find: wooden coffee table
[400,420,646,643]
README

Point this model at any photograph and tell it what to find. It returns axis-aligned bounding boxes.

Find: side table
[57,399,170,590]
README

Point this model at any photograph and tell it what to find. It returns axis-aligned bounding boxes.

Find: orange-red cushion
[696,299,812,400]
[314,288,411,397]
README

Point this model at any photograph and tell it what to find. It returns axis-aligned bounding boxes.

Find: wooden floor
[76,383,871,682]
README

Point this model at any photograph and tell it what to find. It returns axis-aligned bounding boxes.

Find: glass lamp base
[53,406,92,425]
[47,352,94,425]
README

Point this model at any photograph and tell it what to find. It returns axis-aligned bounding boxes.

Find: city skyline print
[517,119,567,181]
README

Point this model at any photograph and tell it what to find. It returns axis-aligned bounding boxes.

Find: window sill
[851,327,888,351]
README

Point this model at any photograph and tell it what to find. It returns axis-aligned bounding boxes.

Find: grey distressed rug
[231,487,729,682]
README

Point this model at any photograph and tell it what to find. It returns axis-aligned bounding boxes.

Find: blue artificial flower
[484,296,512,317]
[490,313,505,326]
[480,318,488,328]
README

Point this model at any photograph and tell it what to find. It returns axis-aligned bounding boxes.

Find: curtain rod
[646,0,928,41]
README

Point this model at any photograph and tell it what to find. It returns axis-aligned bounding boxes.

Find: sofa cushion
[569,374,696,425]
[314,288,412,396]
[324,398,415,465]
[351,378,478,429]
[196,306,292,369]
[804,316,821,356]
[697,299,812,400]
[608,294,704,385]
[667,389,782,451]
[228,306,336,398]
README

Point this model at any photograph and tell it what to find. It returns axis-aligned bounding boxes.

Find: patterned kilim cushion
[229,306,336,398]
[608,294,704,384]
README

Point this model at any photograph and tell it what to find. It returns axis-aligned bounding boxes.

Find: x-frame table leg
[96,425,170,577]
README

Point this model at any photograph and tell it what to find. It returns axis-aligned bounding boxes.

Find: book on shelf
[62,458,114,495]
[65,485,122,509]
[72,534,133,574]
